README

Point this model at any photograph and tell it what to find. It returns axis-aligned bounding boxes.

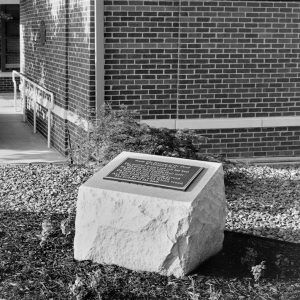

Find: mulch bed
[0,163,299,299]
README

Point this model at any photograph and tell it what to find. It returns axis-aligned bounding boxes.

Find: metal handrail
[12,71,54,148]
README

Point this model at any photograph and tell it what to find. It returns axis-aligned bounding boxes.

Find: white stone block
[74,152,226,278]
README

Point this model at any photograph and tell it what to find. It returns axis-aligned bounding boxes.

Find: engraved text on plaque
[103,158,204,191]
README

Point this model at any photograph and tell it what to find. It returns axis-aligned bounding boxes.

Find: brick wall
[67,0,96,114]
[178,0,300,120]
[19,0,300,159]
[104,0,300,120]
[20,0,95,153]
[103,0,300,159]
[0,77,17,92]
[104,0,180,119]
[198,126,300,158]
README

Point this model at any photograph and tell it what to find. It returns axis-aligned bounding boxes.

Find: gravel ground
[225,165,300,244]
[0,164,93,214]
[0,163,299,244]
[0,163,299,299]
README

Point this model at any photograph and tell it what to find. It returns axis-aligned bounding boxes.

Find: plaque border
[103,157,205,191]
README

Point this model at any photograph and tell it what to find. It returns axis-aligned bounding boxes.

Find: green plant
[38,217,55,247]
[251,261,266,282]
[275,254,291,269]
[275,254,296,278]
[187,276,200,300]
[241,247,258,269]
[69,274,88,300]
[69,273,104,300]
[207,284,223,300]
[68,106,207,166]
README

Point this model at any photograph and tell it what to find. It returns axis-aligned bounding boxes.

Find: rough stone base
[74,152,226,277]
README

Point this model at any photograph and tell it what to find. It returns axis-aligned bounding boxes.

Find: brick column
[95,0,105,113]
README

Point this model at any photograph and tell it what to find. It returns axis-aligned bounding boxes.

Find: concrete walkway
[0,93,66,164]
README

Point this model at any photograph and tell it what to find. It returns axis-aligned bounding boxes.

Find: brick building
[16,0,300,158]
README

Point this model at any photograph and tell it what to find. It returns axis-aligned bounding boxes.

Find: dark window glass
[0,4,20,71]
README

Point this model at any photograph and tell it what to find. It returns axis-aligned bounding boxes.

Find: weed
[275,254,291,269]
[251,261,266,282]
[187,276,200,300]
[207,283,223,300]
[38,217,55,247]
[275,254,296,278]
[241,247,258,269]
[69,274,87,300]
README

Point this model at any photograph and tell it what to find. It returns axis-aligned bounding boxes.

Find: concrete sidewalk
[0,93,66,164]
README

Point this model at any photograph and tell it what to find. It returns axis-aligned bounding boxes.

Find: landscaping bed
[0,163,299,299]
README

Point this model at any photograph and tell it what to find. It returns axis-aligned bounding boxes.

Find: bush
[68,106,208,166]
[67,106,241,184]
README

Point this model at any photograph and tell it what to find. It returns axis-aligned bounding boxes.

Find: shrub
[68,106,207,166]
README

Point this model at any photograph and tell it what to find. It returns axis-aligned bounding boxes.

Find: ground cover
[0,163,299,299]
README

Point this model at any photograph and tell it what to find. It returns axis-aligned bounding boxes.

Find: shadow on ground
[194,230,300,279]
[1,210,300,299]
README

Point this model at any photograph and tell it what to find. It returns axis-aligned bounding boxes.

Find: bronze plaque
[103,158,204,191]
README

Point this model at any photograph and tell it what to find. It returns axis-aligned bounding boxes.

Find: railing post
[12,71,17,111]
[33,85,37,134]
[47,110,51,148]
[21,79,26,122]
[47,94,54,148]
[12,71,54,147]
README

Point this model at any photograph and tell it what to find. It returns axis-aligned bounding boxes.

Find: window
[0,4,20,72]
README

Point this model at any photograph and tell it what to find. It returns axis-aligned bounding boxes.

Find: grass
[0,163,299,299]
